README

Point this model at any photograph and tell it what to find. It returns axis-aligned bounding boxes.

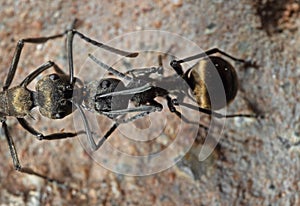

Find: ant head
[35,73,82,119]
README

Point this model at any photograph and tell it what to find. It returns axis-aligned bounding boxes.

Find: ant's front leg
[3,19,80,91]
[3,33,66,91]
[19,61,61,87]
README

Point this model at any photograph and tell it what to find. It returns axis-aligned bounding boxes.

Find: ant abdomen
[185,56,238,110]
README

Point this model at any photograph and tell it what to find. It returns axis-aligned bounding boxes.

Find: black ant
[1,22,138,183]
[80,49,260,150]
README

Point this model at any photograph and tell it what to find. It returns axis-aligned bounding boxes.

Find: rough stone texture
[0,0,299,205]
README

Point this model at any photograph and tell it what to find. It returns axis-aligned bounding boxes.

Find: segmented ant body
[1,23,138,182]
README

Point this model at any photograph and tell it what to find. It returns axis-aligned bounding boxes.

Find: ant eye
[49,74,60,81]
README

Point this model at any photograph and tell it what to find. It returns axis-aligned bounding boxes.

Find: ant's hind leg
[174,48,247,64]
[172,109,209,131]
[203,48,246,63]
[177,101,260,119]
[165,96,209,130]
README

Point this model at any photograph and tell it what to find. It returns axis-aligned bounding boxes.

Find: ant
[80,49,260,150]
[1,21,138,183]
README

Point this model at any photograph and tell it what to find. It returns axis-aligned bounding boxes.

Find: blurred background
[0,0,299,205]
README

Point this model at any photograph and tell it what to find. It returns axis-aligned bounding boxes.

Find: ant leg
[125,66,163,78]
[67,30,138,85]
[173,48,247,64]
[95,84,153,99]
[169,59,185,76]
[88,53,133,81]
[74,101,160,151]
[18,61,87,90]
[124,55,165,77]
[19,61,69,87]
[3,33,66,91]
[102,105,161,116]
[172,109,209,131]
[51,63,87,89]
[20,60,83,88]
[165,96,208,130]
[52,62,66,74]
[97,110,158,150]
[68,29,138,57]
[18,62,87,90]
[204,48,246,63]
[72,101,101,151]
[2,121,64,184]
[88,54,153,95]
[98,109,161,150]
[17,118,79,140]
[176,101,259,118]
[19,61,56,86]
[95,110,158,150]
